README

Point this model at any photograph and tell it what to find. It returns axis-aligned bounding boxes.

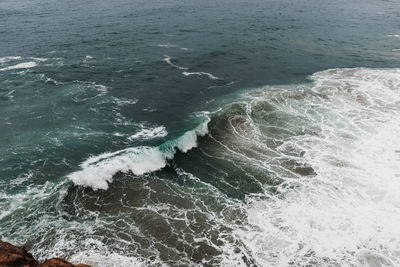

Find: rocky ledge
[0,240,90,267]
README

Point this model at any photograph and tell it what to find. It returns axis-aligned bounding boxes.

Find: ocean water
[1,0,400,266]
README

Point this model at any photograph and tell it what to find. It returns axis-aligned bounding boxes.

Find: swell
[68,117,210,190]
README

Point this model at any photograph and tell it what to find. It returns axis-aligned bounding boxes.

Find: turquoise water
[1,0,400,266]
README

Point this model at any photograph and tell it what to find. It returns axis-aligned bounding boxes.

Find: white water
[163,55,219,80]
[128,126,168,141]
[182,71,219,80]
[70,250,146,267]
[231,68,400,266]
[0,56,22,64]
[163,55,188,70]
[69,118,209,190]
[19,67,400,266]
[0,62,37,71]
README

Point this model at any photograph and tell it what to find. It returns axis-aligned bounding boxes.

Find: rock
[40,258,89,267]
[0,240,37,267]
[0,240,90,267]
[42,260,90,267]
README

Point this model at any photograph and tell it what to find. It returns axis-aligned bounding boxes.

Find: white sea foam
[157,43,176,48]
[83,55,93,63]
[158,44,190,51]
[0,180,66,221]
[163,55,220,80]
[30,231,151,266]
[163,55,188,70]
[4,90,15,100]
[231,68,400,266]
[0,56,50,65]
[91,83,108,96]
[69,118,209,190]
[45,77,60,84]
[128,126,168,141]
[113,97,138,106]
[70,251,146,267]
[0,56,22,64]
[37,73,61,85]
[143,106,157,112]
[0,62,37,71]
[182,71,219,80]
[28,57,48,62]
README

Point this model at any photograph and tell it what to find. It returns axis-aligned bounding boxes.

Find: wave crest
[68,118,210,190]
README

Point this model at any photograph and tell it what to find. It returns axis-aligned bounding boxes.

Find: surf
[209,67,400,266]
[68,117,210,190]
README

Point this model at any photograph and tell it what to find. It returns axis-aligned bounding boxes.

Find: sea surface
[1,0,400,266]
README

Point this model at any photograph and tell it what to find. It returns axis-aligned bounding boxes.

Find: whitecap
[157,43,176,48]
[91,83,108,96]
[113,132,126,137]
[45,77,60,85]
[0,62,37,71]
[0,56,22,64]
[163,55,188,70]
[68,118,209,190]
[28,57,48,62]
[5,90,15,100]
[113,97,138,106]
[0,180,66,220]
[143,106,157,112]
[128,126,168,141]
[182,71,219,80]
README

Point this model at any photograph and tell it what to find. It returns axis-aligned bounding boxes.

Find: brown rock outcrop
[0,240,90,267]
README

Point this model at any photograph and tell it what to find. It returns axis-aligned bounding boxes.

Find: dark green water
[1,0,400,266]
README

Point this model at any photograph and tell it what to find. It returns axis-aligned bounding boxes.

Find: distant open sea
[1,0,400,266]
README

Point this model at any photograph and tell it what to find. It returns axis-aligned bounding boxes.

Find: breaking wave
[68,118,209,190]
[66,68,400,265]
[10,67,400,266]
[128,126,168,141]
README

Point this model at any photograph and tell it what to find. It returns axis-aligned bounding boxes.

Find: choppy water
[1,0,400,266]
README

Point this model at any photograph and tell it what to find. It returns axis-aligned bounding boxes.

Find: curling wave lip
[68,117,210,190]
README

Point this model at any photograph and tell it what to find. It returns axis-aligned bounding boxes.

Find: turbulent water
[1,0,400,266]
